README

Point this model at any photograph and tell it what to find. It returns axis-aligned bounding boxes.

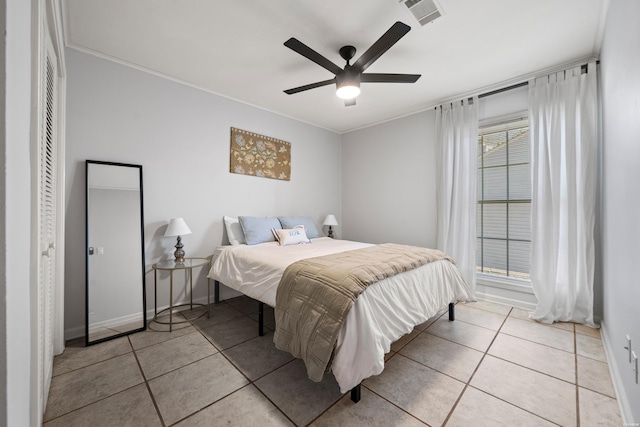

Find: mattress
[207,237,474,392]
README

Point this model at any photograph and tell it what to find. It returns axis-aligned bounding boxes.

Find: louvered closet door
[39,33,58,413]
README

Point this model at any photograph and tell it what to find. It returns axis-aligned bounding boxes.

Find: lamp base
[328,226,334,239]
[174,236,185,262]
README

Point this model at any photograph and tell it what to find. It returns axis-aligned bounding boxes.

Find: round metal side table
[152,257,210,331]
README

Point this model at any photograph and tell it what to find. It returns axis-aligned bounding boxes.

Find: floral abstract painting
[230,127,291,181]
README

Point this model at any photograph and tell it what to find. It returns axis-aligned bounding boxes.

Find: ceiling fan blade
[284,38,343,75]
[284,78,336,95]
[345,98,356,107]
[352,21,411,72]
[361,73,421,83]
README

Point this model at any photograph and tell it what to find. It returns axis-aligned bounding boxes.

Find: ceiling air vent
[399,0,443,26]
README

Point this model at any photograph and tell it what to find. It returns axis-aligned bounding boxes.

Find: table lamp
[165,218,192,262]
[323,214,338,238]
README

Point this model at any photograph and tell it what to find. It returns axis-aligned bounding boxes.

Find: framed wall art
[229,127,291,181]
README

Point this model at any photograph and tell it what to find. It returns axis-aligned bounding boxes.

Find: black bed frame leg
[214,280,220,304]
[350,384,361,403]
[258,301,264,336]
[448,302,455,321]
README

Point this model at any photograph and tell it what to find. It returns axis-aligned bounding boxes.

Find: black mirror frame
[85,160,147,346]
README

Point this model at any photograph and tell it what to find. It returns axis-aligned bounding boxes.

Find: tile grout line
[306,310,452,426]
[440,305,513,426]
[184,303,299,427]
[440,307,563,427]
[129,332,168,427]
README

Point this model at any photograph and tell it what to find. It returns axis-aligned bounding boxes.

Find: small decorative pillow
[278,216,320,239]
[223,216,245,245]
[272,226,311,246]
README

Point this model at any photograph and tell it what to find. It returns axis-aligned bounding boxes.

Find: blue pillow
[278,216,319,239]
[238,216,282,245]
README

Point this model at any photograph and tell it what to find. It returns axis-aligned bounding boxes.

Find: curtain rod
[436,60,600,108]
[478,61,599,99]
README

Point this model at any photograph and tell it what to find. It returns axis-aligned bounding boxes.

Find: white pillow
[224,216,245,245]
[272,226,311,246]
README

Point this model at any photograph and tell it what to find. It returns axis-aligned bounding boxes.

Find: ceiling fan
[283,21,421,107]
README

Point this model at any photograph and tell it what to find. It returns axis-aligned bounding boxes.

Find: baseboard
[475,284,538,311]
[64,285,243,341]
[600,320,634,424]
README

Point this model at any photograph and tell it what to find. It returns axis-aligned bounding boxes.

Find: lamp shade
[164,218,192,237]
[323,215,338,226]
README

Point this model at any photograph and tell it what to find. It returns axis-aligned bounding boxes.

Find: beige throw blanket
[273,243,454,382]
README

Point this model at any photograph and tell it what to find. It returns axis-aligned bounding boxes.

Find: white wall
[599,0,640,421]
[64,49,342,339]
[3,0,36,425]
[342,111,438,247]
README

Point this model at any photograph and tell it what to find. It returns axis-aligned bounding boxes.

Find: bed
[207,221,474,402]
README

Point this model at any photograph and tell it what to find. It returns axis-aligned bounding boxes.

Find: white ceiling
[62,0,606,133]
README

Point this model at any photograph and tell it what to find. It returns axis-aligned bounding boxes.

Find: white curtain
[528,63,598,325]
[435,97,479,293]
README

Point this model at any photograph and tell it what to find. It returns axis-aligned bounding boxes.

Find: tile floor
[44,298,623,426]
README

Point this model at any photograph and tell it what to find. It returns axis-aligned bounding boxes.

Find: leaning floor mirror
[86,160,146,346]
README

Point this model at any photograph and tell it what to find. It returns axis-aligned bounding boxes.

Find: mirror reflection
[86,160,146,345]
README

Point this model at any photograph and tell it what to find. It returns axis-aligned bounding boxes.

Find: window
[476,118,531,280]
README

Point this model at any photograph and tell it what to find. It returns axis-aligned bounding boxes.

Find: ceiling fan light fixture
[336,82,360,100]
[336,69,361,100]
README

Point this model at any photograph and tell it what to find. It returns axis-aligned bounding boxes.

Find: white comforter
[208,237,474,392]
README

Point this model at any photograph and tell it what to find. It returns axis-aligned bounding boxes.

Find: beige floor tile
[509,307,533,320]
[53,337,131,377]
[461,300,512,315]
[43,383,160,427]
[576,323,601,338]
[488,333,575,383]
[223,331,294,380]
[471,355,576,426]
[254,359,343,426]
[311,386,424,427]
[579,387,622,426]
[44,353,144,422]
[175,305,212,322]
[225,295,261,315]
[501,317,574,352]
[175,385,292,426]
[509,308,574,332]
[576,333,607,362]
[129,319,195,351]
[453,305,507,330]
[578,355,616,398]
[199,316,263,350]
[149,353,249,425]
[136,331,217,379]
[426,317,497,352]
[364,355,464,426]
[390,328,421,352]
[446,386,555,427]
[551,321,575,332]
[190,302,244,330]
[400,332,483,382]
